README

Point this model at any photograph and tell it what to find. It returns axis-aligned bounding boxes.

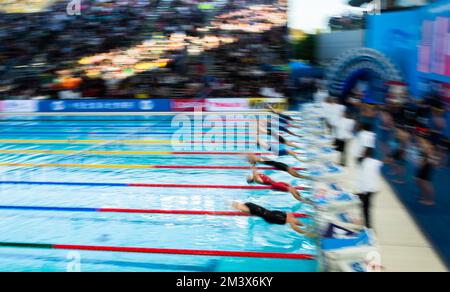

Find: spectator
[428,106,447,166]
[0,0,288,100]
[415,135,437,206]
[387,127,409,184]
[378,109,394,160]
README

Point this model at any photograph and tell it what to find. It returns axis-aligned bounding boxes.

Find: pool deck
[339,142,448,272]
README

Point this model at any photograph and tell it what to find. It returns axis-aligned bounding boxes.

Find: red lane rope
[100,208,309,218]
[191,132,259,135]
[0,205,309,218]
[0,181,308,190]
[186,141,257,144]
[127,183,307,190]
[53,244,315,260]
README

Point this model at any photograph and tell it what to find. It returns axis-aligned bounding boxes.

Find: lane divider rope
[0,181,307,190]
[0,242,315,260]
[0,163,305,170]
[0,205,309,218]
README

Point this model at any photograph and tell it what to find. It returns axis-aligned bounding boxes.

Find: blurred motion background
[0,0,449,271]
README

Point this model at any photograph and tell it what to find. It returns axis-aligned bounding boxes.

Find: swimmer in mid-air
[256,136,304,163]
[266,104,301,122]
[232,201,316,237]
[246,165,311,203]
[258,118,303,138]
[257,122,303,150]
[247,154,308,179]
[266,104,302,129]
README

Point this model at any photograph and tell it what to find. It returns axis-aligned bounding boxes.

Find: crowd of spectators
[0,0,289,100]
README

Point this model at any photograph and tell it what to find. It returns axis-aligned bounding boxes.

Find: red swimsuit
[258,174,290,192]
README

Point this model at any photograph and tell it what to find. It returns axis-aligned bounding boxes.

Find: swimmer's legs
[288,187,302,202]
[232,202,251,214]
[247,154,263,165]
[288,187,312,204]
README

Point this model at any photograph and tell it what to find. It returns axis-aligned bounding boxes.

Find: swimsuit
[262,160,289,172]
[258,173,291,192]
[244,203,287,225]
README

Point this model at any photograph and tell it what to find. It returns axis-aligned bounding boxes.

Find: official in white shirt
[354,123,376,160]
[314,88,328,105]
[335,110,356,166]
[356,148,383,228]
[328,97,346,137]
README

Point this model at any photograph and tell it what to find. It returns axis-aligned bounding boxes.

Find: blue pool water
[0,115,318,272]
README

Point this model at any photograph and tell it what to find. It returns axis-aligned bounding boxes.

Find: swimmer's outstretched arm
[267,104,301,121]
[288,187,303,202]
[287,149,304,163]
[289,222,307,235]
[289,221,317,238]
[266,104,282,115]
[284,128,303,138]
[284,140,302,149]
[288,187,313,204]
[288,123,302,129]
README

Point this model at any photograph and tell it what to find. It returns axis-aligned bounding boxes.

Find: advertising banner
[38,99,171,112]
[205,98,250,112]
[249,97,288,111]
[171,98,206,111]
[1,100,38,113]
[418,1,450,81]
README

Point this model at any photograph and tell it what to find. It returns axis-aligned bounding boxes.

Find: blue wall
[366,0,450,99]
[366,9,422,97]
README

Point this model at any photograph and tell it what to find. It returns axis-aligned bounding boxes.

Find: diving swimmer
[232,201,316,237]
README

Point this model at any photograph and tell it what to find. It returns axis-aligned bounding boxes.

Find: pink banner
[205,98,250,112]
[171,99,206,111]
